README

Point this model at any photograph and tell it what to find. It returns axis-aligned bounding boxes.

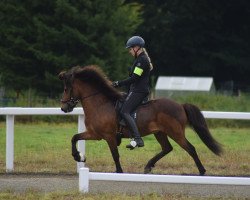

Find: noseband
[61,92,100,108]
[61,97,80,107]
[60,80,80,109]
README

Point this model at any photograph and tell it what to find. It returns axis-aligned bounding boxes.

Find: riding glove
[112,81,120,88]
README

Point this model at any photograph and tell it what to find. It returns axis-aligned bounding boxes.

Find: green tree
[0,0,142,97]
[132,0,250,91]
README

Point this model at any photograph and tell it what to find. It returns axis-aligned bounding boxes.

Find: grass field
[0,122,249,200]
[0,122,249,176]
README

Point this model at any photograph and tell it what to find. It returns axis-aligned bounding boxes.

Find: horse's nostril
[61,107,67,113]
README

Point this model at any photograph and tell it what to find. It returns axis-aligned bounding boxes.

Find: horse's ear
[58,71,66,80]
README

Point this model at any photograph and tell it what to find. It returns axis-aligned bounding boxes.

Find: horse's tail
[182,103,223,156]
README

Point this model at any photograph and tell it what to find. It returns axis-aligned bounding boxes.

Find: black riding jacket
[118,52,151,93]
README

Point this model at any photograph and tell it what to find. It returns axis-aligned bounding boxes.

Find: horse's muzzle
[60,98,79,113]
[61,103,75,113]
[61,106,72,113]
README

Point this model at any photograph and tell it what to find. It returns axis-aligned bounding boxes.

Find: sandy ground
[0,173,249,198]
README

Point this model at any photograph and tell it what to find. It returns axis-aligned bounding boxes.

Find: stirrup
[126,139,137,150]
[126,138,144,150]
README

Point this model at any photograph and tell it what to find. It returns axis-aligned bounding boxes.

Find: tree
[131,0,250,91]
[0,0,142,96]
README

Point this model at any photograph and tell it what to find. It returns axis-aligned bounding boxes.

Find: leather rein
[60,91,100,104]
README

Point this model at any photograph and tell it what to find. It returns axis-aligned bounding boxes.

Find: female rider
[113,36,153,149]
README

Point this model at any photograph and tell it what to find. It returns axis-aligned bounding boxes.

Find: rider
[113,36,153,149]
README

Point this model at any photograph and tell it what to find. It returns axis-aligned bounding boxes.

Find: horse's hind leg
[177,137,206,175]
[144,132,173,174]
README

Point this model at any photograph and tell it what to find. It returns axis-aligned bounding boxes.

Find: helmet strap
[132,47,141,58]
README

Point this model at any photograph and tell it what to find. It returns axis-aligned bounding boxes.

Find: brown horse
[59,65,222,175]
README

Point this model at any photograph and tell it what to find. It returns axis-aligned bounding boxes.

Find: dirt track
[0,173,249,198]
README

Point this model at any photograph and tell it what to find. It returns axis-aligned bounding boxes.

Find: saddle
[114,93,149,146]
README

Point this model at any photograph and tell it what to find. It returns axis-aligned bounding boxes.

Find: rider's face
[128,46,139,56]
[128,48,134,56]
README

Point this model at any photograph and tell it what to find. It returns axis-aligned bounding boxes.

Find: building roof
[155,76,214,91]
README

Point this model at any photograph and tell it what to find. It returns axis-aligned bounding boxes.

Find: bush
[170,93,250,127]
[171,93,250,111]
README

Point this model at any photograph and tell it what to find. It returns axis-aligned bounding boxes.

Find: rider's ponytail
[142,48,153,71]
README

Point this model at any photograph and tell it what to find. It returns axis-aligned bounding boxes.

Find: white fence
[79,167,250,193]
[0,107,86,172]
[0,107,250,181]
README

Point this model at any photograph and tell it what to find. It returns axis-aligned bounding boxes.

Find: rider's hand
[112,81,119,88]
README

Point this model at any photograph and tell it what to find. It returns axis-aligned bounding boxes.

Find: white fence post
[79,167,89,193]
[77,115,86,172]
[6,115,14,172]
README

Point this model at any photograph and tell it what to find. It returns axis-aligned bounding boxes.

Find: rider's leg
[122,112,144,148]
[120,92,147,148]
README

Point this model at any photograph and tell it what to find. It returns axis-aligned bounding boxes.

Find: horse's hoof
[144,164,155,174]
[199,169,206,176]
[72,152,86,162]
[73,155,80,162]
[144,167,152,174]
[79,152,86,162]
[72,153,80,162]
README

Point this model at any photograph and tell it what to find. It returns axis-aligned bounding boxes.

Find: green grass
[0,123,249,176]
[0,123,249,199]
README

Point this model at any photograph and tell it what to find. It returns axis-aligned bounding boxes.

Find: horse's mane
[71,65,122,101]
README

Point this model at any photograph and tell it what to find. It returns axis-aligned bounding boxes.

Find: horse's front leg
[106,138,123,173]
[71,131,101,162]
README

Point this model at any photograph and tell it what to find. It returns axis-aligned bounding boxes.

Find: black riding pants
[120,92,148,138]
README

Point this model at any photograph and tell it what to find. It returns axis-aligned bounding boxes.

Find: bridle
[60,85,100,109]
[60,74,101,112]
[60,97,80,106]
[60,84,80,110]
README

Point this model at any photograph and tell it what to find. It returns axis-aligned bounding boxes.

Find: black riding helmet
[126,36,145,48]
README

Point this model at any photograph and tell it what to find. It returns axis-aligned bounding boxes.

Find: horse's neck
[79,86,113,116]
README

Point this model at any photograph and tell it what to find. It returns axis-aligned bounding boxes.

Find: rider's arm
[117,66,144,87]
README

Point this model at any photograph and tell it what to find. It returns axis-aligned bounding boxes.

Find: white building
[155,76,215,98]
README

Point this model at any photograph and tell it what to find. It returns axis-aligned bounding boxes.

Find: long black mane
[71,65,122,101]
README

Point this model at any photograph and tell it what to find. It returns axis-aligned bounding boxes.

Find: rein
[61,91,100,104]
[81,91,100,101]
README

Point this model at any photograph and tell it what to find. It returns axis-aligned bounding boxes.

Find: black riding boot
[122,114,144,149]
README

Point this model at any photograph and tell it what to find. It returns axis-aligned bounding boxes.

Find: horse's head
[59,65,123,112]
[58,70,80,113]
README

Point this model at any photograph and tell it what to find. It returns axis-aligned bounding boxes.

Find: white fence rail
[202,111,250,119]
[0,107,86,172]
[79,167,250,193]
[0,107,250,173]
